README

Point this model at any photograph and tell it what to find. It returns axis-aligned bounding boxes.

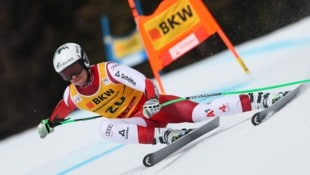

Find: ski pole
[58,79,310,126]
[56,115,102,126]
[161,79,310,106]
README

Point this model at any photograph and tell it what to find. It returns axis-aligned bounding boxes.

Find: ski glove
[143,98,161,118]
[37,119,54,139]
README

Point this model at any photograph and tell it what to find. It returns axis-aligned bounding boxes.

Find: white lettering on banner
[168,33,199,59]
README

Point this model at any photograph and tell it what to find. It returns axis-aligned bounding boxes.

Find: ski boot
[154,128,193,144]
[249,91,289,109]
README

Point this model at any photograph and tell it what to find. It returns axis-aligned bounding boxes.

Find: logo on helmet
[56,46,69,54]
[56,57,75,70]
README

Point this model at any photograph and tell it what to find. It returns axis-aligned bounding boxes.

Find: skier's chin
[73,79,86,87]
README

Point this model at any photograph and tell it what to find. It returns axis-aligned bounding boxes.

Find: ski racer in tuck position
[37,42,288,144]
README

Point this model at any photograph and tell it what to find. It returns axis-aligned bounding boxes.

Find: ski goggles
[59,62,83,81]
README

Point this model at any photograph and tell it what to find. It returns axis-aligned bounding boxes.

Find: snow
[1,17,310,175]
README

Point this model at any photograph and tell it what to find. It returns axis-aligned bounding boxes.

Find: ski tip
[251,113,262,126]
[143,154,153,167]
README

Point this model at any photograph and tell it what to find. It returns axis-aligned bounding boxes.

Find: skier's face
[60,62,83,81]
[70,68,88,86]
[60,62,87,86]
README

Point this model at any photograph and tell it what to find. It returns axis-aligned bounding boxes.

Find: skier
[37,42,287,144]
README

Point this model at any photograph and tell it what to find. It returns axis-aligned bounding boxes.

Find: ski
[143,117,220,167]
[252,84,309,126]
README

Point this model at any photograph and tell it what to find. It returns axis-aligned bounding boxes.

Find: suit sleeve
[106,62,146,91]
[106,62,159,99]
[49,87,77,124]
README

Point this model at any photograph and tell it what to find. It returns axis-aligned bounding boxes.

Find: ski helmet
[53,42,90,73]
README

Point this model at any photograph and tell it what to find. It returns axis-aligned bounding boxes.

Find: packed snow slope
[1,17,310,175]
